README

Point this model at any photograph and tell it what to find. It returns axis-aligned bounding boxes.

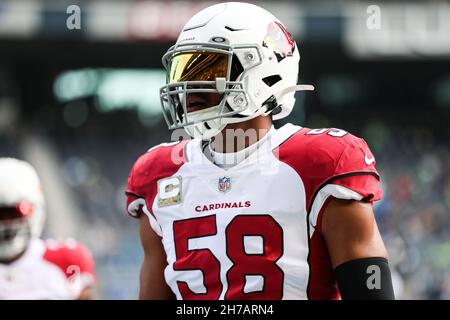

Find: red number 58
[173,214,284,300]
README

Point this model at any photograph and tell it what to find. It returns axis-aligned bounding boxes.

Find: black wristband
[334,257,395,300]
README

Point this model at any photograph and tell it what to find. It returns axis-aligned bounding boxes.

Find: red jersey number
[173,215,222,299]
[305,128,348,137]
[173,214,284,300]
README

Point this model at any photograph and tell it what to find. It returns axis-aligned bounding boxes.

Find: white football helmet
[0,158,45,260]
[160,2,314,139]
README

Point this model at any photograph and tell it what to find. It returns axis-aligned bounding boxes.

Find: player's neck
[210,115,273,153]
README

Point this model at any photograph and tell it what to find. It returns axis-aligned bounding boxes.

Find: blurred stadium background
[0,0,449,299]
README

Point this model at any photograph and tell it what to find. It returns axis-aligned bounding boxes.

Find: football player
[0,158,96,300]
[126,2,395,300]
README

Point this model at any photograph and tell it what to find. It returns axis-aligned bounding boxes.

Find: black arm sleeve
[334,257,395,300]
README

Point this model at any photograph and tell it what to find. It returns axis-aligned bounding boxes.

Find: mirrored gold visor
[168,52,229,84]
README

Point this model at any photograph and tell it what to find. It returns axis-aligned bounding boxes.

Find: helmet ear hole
[262,75,282,87]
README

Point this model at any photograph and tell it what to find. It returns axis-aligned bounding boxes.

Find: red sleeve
[125,141,188,237]
[125,141,187,218]
[277,128,382,214]
[43,239,95,294]
[327,135,382,202]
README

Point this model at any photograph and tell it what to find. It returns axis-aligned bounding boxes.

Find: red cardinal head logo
[263,21,295,62]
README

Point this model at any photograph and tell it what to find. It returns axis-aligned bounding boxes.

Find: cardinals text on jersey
[0,238,95,299]
[126,123,382,300]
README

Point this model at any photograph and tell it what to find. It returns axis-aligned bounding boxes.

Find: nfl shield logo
[218,176,231,192]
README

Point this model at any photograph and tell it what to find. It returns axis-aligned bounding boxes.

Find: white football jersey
[126,123,382,300]
[0,238,95,300]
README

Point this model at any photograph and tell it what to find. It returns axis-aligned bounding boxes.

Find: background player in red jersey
[127,2,394,300]
[0,158,96,300]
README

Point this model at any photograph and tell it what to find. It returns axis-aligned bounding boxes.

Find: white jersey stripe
[309,184,364,234]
